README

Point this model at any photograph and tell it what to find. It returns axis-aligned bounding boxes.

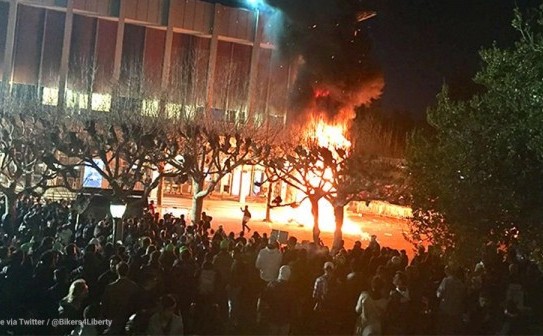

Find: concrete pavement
[158,196,415,257]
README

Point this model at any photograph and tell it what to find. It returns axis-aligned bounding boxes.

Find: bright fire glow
[305,118,352,148]
[271,197,370,241]
[273,117,370,241]
[314,120,351,148]
[299,198,370,239]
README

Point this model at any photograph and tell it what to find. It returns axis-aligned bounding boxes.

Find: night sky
[364,0,542,119]
[211,0,542,120]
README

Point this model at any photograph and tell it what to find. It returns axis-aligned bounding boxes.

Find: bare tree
[54,101,180,206]
[323,115,408,251]
[0,98,76,233]
[325,152,407,251]
[265,128,331,243]
[265,117,407,246]
[165,114,272,223]
[161,51,275,223]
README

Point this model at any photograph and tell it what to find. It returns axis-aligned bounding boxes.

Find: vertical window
[12,5,45,85]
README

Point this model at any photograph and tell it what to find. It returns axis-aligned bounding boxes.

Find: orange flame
[315,120,351,148]
[295,198,371,240]
[314,88,331,99]
[278,116,370,240]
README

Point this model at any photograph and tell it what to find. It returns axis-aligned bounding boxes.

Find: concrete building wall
[0,0,289,200]
[0,0,289,122]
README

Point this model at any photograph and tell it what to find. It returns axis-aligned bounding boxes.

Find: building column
[112,0,127,82]
[154,1,176,205]
[161,0,175,91]
[1,0,18,92]
[37,10,49,93]
[284,61,296,125]
[87,18,100,112]
[246,10,262,121]
[57,0,74,108]
[155,163,164,215]
[264,58,272,123]
[205,3,221,117]
[239,165,246,204]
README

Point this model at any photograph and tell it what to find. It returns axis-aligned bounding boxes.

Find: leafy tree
[407,6,543,262]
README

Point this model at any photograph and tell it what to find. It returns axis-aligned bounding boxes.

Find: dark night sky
[211,0,542,119]
[363,0,542,119]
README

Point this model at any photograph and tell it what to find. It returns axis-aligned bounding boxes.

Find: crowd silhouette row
[0,196,542,335]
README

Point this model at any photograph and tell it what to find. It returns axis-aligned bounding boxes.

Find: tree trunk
[111,184,129,204]
[156,178,163,214]
[265,181,273,222]
[310,197,321,244]
[3,193,8,217]
[156,164,164,215]
[3,191,17,236]
[332,205,345,254]
[191,179,205,224]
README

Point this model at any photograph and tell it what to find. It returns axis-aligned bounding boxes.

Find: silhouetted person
[240,205,251,233]
[58,279,89,335]
[101,262,140,335]
[147,295,184,335]
[260,265,296,335]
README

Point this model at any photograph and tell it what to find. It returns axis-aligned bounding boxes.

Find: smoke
[264,0,384,124]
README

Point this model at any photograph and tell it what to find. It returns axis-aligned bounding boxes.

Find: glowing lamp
[110,203,127,219]
[110,202,127,244]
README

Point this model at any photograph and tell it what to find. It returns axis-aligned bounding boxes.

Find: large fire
[274,117,370,242]
[311,118,351,148]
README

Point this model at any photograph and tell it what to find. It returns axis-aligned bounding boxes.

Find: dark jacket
[101,277,140,334]
[261,280,296,324]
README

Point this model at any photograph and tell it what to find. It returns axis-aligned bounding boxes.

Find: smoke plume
[265,0,384,124]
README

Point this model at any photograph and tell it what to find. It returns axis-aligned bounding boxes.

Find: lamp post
[110,202,126,244]
[0,153,7,217]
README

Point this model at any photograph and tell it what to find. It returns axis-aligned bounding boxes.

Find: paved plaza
[159,197,414,256]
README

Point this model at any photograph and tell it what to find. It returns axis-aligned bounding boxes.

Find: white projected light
[247,0,264,9]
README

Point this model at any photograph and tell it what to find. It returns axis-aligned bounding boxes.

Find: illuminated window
[42,87,59,106]
[91,93,112,112]
[66,89,88,109]
[165,103,182,118]
[225,109,247,123]
[142,99,159,116]
[238,110,247,122]
[252,112,264,126]
[226,110,237,123]
[183,105,198,119]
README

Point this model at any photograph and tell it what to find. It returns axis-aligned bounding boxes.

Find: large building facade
[0,0,293,201]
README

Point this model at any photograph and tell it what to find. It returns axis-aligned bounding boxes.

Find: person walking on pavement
[240,205,252,233]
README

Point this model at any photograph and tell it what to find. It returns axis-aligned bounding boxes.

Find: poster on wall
[82,159,105,188]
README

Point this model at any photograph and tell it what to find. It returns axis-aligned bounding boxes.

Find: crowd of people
[0,196,542,335]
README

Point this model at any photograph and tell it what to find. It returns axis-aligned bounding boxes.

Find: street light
[110,202,126,244]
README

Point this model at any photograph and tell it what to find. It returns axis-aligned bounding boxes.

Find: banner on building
[82,159,105,188]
